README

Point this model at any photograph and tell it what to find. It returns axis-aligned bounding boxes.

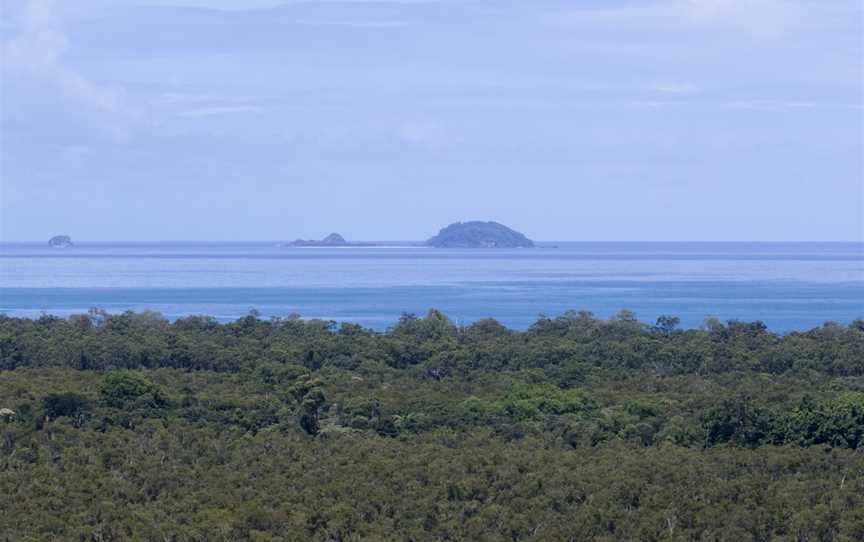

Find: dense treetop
[1,309,863,540]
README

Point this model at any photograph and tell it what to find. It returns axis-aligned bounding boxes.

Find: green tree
[99,371,167,409]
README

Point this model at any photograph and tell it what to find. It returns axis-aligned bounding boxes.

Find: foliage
[42,393,91,424]
[99,371,168,409]
[1,309,863,540]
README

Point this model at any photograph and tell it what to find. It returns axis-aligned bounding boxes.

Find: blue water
[1,242,861,331]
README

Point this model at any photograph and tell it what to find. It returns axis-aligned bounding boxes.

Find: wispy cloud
[179,105,266,117]
[542,0,828,40]
[397,120,459,150]
[293,19,413,28]
[724,100,864,111]
[621,98,864,111]
[652,82,700,94]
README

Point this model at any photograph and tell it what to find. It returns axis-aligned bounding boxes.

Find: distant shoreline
[279,245,430,249]
[1,308,861,335]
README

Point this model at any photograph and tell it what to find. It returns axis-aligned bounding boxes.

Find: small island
[427,221,534,248]
[287,233,349,247]
[48,235,73,248]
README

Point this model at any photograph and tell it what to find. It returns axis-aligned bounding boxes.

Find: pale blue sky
[1,0,862,241]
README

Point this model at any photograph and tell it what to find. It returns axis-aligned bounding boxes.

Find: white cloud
[3,0,127,115]
[683,0,811,39]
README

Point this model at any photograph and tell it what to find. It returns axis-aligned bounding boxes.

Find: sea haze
[0,242,861,331]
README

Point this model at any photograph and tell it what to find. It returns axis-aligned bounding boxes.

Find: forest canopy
[1,309,863,541]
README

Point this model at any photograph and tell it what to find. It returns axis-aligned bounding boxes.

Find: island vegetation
[1,309,863,541]
[427,221,535,248]
[286,233,349,247]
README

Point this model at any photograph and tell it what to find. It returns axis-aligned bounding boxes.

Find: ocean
[0,242,861,331]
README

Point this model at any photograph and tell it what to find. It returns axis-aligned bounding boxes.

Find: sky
[1,0,862,242]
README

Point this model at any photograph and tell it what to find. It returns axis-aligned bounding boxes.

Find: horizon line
[1,239,862,244]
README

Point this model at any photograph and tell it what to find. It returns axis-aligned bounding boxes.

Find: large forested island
[1,310,863,540]
[427,221,535,248]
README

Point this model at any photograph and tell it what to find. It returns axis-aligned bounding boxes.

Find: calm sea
[0,242,861,331]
